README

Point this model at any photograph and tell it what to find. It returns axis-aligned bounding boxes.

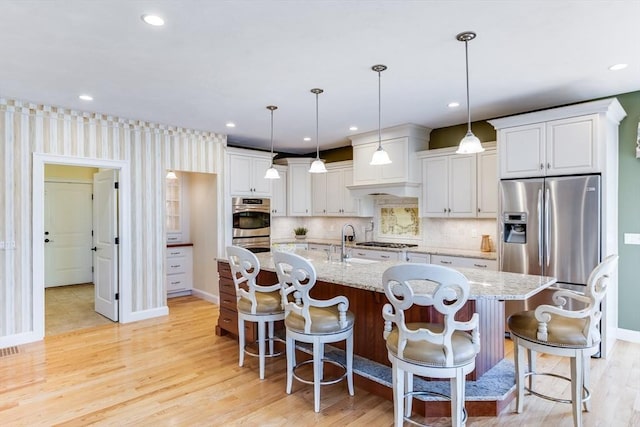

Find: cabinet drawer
[219,292,238,312]
[218,307,239,335]
[218,308,257,340]
[219,277,236,295]
[167,273,189,292]
[167,247,188,257]
[431,254,497,270]
[218,262,233,280]
[351,248,399,261]
[167,258,187,274]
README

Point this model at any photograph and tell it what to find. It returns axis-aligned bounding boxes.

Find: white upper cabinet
[477,149,498,218]
[419,143,495,218]
[311,162,371,217]
[286,158,312,216]
[349,124,431,198]
[497,123,545,178]
[227,148,272,196]
[352,137,409,184]
[490,99,627,180]
[270,165,287,217]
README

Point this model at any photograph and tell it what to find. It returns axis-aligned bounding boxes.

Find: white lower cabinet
[430,254,497,270]
[166,246,193,296]
[406,252,430,263]
[350,248,401,261]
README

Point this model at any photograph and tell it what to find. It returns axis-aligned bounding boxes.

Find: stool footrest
[402,390,468,426]
[524,371,590,405]
[292,358,347,386]
[243,337,286,359]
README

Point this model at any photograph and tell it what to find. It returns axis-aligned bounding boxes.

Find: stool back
[382,263,479,366]
[226,245,275,314]
[534,254,618,344]
[272,250,349,334]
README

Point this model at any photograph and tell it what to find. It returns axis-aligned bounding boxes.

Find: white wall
[0,98,225,346]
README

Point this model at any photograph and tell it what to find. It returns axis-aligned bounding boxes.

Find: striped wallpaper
[0,98,225,342]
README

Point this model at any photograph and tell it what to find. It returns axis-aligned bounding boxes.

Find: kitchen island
[216,250,556,416]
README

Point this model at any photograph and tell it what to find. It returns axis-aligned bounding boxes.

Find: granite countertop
[247,249,555,301]
[271,238,497,260]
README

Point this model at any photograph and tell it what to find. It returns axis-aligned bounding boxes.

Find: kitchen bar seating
[507,254,618,427]
[226,246,285,380]
[272,250,355,413]
[382,264,480,427]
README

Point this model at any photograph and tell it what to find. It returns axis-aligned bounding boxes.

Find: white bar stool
[226,245,285,380]
[272,250,355,413]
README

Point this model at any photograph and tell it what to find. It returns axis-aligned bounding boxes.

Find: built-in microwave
[232,197,271,252]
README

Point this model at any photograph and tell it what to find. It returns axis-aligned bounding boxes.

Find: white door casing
[44,182,94,287]
[93,169,119,321]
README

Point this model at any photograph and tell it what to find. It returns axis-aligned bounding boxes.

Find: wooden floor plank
[1,295,638,426]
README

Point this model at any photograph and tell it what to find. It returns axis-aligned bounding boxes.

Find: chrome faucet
[341,223,356,261]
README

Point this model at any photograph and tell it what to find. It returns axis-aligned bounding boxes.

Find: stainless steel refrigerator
[500,175,601,331]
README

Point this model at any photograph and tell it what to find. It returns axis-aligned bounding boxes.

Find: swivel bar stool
[226,245,285,380]
[508,254,618,427]
[382,263,480,427]
[272,250,355,413]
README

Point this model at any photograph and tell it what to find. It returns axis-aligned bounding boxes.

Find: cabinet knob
[448,208,451,213]
[547,162,551,169]
[540,163,544,170]
[443,208,447,213]
[477,208,481,212]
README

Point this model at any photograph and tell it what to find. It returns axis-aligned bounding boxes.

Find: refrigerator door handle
[537,188,543,267]
[545,187,550,267]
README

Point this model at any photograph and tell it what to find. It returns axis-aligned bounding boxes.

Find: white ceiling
[0,1,638,154]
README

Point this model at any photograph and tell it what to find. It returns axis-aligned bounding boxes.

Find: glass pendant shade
[309,158,327,173]
[370,145,392,165]
[456,31,484,155]
[264,166,280,179]
[264,105,281,179]
[166,170,178,180]
[370,64,391,165]
[456,130,484,154]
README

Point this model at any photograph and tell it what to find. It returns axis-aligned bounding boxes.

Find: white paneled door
[93,169,119,321]
[44,182,93,287]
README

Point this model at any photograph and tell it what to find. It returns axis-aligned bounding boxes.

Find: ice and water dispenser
[503,212,527,244]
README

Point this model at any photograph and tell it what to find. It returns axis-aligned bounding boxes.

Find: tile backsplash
[272,215,497,252]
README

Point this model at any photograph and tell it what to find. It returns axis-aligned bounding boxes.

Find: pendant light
[455,31,484,154]
[309,88,327,173]
[166,170,177,179]
[370,64,392,165]
[264,105,280,179]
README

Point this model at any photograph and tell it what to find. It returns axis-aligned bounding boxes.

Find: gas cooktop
[355,241,419,249]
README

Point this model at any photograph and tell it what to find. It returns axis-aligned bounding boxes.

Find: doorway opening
[32,154,131,341]
[44,165,116,335]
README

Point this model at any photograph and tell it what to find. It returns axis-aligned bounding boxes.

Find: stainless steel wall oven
[232,197,271,253]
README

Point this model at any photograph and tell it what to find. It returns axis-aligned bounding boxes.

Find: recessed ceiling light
[78,94,93,101]
[448,102,460,108]
[225,122,236,128]
[141,14,165,26]
[303,137,311,142]
[608,63,628,71]
[349,126,358,131]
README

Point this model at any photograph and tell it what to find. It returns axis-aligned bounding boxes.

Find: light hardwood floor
[2,295,639,426]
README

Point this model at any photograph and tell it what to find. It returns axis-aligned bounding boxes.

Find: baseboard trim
[0,331,42,348]
[191,288,219,305]
[617,328,640,343]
